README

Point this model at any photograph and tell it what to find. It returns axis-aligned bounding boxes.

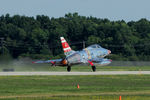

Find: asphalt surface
[0,71,150,76]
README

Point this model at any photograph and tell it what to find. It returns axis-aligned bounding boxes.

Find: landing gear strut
[92,66,96,72]
[67,66,71,72]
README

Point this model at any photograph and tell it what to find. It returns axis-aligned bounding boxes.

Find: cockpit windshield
[86,44,102,49]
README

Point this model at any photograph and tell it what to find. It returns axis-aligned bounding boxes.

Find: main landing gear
[92,66,96,72]
[66,65,96,72]
[67,66,71,72]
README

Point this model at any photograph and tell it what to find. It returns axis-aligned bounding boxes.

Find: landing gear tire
[92,66,96,72]
[67,66,71,72]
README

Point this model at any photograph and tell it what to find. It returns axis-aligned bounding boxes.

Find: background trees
[0,13,150,61]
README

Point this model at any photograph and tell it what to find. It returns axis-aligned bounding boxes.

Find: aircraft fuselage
[66,46,111,66]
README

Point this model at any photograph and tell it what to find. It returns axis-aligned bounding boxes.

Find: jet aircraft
[32,37,112,72]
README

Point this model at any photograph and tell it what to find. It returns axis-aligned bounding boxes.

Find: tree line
[0,13,150,61]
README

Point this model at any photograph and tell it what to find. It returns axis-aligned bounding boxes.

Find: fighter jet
[32,37,112,72]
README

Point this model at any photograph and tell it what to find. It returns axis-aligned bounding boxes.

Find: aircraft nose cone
[108,50,111,54]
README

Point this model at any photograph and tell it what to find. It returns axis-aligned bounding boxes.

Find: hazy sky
[0,0,150,21]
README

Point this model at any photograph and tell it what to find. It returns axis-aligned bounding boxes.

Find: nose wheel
[67,66,71,72]
[92,66,96,72]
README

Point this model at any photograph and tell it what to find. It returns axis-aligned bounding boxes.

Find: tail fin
[60,37,75,56]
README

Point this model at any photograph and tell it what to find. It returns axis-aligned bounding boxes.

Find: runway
[0,71,150,76]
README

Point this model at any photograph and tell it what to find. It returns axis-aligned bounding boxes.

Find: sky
[0,0,150,22]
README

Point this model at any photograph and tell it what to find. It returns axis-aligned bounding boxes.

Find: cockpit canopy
[86,44,102,49]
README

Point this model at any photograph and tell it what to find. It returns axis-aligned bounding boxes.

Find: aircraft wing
[32,59,62,65]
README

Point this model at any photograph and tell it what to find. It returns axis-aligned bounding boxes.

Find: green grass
[1,95,150,100]
[0,75,150,99]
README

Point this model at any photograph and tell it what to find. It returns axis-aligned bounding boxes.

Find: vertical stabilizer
[60,37,75,56]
